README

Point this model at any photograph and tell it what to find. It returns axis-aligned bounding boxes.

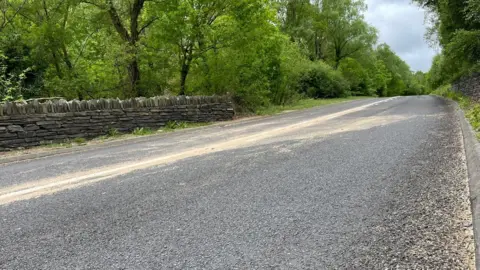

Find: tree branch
[106,0,130,42]
[80,0,107,9]
[0,0,27,31]
[139,16,158,34]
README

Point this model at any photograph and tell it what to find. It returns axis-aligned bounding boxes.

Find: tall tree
[164,0,230,95]
[414,0,480,82]
[82,0,162,97]
[322,0,377,68]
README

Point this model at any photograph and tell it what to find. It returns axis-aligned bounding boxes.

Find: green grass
[255,96,371,115]
[107,128,120,137]
[73,137,87,144]
[41,137,87,148]
[42,141,73,148]
[132,127,154,136]
[162,121,210,132]
[431,85,480,139]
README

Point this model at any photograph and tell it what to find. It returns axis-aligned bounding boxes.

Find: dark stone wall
[452,73,480,101]
[0,96,234,151]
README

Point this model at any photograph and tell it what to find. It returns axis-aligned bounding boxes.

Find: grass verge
[256,96,371,115]
[431,85,480,140]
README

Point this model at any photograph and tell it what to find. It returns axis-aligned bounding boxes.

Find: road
[0,96,475,269]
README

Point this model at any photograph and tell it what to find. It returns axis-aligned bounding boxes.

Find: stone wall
[0,96,234,151]
[452,73,480,101]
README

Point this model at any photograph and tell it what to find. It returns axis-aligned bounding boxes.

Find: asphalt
[0,96,475,269]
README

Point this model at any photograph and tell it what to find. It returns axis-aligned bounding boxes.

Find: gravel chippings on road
[347,106,475,269]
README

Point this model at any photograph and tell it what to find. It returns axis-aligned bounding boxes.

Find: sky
[364,0,438,72]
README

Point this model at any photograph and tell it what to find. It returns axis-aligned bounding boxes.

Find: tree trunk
[314,33,322,60]
[51,51,63,79]
[105,0,145,97]
[62,45,73,70]
[334,48,341,69]
[127,58,141,97]
[179,63,190,96]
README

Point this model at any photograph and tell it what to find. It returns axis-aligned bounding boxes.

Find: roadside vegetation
[1,0,427,113]
[414,0,479,94]
[414,0,480,138]
[414,0,479,89]
[432,85,480,139]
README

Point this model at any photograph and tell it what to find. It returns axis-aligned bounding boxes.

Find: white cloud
[364,0,438,72]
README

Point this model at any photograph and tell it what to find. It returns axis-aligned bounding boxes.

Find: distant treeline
[1,0,427,110]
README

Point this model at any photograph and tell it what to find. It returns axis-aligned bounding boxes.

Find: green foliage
[165,121,179,130]
[0,0,423,107]
[73,137,87,144]
[374,44,417,97]
[467,103,480,132]
[431,84,470,106]
[414,0,480,85]
[297,62,350,98]
[132,127,154,136]
[431,85,480,136]
[107,128,120,137]
[164,121,192,130]
[0,53,31,101]
[339,58,373,96]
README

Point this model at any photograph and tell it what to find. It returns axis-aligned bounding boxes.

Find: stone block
[44,135,67,140]
[35,131,57,137]
[37,121,56,126]
[25,137,42,143]
[0,138,26,146]
[68,134,87,139]
[0,132,17,138]
[25,124,40,131]
[7,125,24,132]
[9,115,28,120]
[46,113,67,118]
[18,131,36,138]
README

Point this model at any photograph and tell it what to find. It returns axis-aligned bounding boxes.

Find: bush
[297,62,350,99]
[339,58,374,96]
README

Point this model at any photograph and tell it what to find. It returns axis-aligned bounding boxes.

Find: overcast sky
[364,0,438,72]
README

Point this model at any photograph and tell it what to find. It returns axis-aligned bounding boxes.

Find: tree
[0,0,27,32]
[0,0,420,106]
[159,0,231,95]
[413,0,480,85]
[82,0,164,97]
[322,0,377,69]
[338,57,371,95]
[375,44,415,96]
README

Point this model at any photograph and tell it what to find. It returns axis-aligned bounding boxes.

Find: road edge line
[453,98,480,269]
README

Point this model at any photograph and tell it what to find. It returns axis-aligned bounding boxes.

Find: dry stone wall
[452,72,480,101]
[0,96,234,151]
